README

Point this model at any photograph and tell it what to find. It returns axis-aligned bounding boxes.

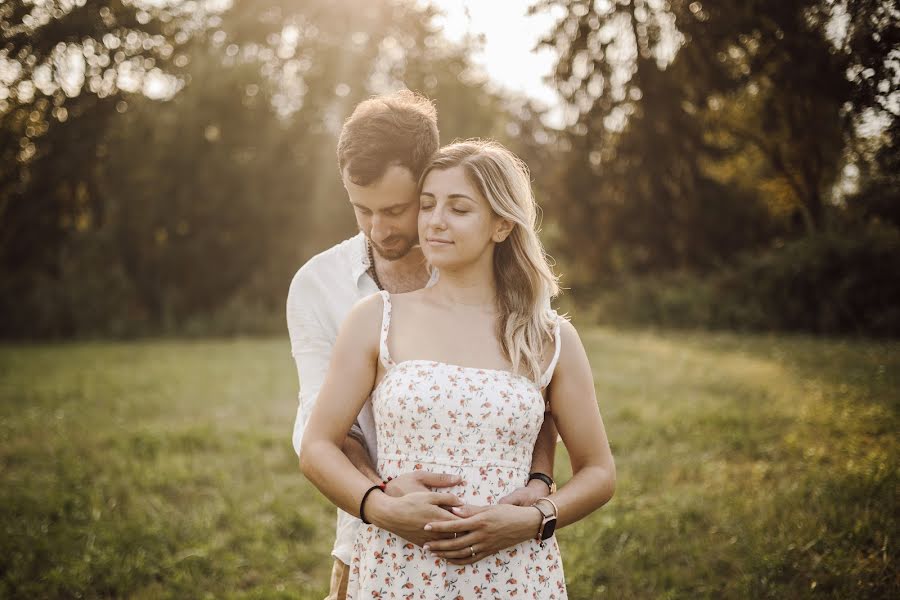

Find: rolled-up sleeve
[287,269,333,458]
[287,268,366,458]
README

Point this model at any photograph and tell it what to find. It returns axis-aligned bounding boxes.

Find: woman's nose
[428,207,447,230]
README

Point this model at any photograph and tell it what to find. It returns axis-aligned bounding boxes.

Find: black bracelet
[359,484,382,525]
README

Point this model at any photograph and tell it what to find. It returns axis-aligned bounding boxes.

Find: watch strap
[528,472,555,493]
[535,496,559,517]
[532,497,560,541]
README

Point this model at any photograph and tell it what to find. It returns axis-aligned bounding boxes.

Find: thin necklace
[366,239,384,291]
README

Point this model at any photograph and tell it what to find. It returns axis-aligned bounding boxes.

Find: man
[287,90,558,600]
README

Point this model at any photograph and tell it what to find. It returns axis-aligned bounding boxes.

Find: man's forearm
[495,413,558,507]
[341,435,381,485]
[530,414,558,477]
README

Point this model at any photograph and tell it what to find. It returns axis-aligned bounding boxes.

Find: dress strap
[378,290,396,369]
[539,313,563,390]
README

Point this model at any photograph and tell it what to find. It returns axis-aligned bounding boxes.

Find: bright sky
[427,0,565,114]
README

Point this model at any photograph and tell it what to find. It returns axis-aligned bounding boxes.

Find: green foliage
[0,0,205,275]
[0,0,897,338]
[849,120,900,229]
[841,0,900,122]
[536,0,895,278]
[1,332,897,597]
[0,0,546,338]
[588,225,900,335]
[0,230,141,337]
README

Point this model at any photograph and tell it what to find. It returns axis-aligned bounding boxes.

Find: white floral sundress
[347,291,567,600]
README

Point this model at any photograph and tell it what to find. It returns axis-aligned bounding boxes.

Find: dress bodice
[372,359,547,471]
[369,291,561,493]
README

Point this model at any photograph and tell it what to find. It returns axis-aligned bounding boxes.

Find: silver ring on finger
[469,545,476,558]
[453,532,457,539]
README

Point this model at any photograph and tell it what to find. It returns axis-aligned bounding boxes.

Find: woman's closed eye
[419,198,469,214]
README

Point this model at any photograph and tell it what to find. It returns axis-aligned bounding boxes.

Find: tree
[0,0,219,335]
[534,0,872,285]
[0,0,550,337]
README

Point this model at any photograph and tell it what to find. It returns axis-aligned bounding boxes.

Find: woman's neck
[428,263,497,308]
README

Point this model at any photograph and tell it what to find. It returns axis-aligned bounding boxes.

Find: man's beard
[370,234,417,261]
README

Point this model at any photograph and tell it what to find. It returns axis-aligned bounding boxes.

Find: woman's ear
[493,219,514,243]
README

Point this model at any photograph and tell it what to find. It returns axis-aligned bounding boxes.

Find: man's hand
[497,478,550,506]
[367,491,464,547]
[383,471,463,498]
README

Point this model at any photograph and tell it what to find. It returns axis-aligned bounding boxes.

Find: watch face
[541,517,557,541]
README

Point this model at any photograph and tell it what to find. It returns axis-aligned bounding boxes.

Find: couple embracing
[288,91,615,600]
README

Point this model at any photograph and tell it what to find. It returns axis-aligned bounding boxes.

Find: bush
[589,225,900,336]
[0,234,149,339]
[0,234,288,340]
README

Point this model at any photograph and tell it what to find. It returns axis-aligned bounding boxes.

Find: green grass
[1,331,897,599]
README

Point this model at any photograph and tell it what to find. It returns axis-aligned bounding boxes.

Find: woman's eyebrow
[418,192,476,203]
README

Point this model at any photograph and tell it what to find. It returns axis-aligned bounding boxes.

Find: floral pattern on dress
[346,291,566,600]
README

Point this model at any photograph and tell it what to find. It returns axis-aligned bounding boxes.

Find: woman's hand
[421,503,543,565]
[367,490,463,548]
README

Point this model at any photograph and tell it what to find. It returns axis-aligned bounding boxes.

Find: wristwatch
[532,498,558,541]
[528,472,557,494]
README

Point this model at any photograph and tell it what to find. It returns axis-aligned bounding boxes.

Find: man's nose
[371,214,389,239]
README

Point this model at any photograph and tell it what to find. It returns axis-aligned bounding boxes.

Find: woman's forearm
[300,439,380,518]
[547,462,616,529]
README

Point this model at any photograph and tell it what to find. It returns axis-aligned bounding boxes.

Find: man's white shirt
[287,232,436,564]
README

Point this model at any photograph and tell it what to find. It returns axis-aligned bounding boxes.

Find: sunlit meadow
[1,328,896,598]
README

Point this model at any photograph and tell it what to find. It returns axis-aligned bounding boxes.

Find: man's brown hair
[337,90,439,186]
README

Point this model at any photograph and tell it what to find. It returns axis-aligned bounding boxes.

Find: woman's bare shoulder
[339,292,386,345]
[555,318,591,372]
[386,288,431,312]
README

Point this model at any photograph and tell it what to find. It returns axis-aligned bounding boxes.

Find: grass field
[1,329,897,599]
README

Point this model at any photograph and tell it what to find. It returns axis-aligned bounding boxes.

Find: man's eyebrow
[351,201,411,211]
[382,201,413,211]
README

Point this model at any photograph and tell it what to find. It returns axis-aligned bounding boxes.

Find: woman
[300,140,615,599]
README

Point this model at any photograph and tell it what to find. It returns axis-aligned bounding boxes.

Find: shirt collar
[349,232,372,289]
[350,232,441,290]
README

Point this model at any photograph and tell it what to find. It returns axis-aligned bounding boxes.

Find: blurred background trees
[537,0,899,333]
[0,0,897,338]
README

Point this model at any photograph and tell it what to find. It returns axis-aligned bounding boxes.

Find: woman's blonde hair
[419,139,560,383]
